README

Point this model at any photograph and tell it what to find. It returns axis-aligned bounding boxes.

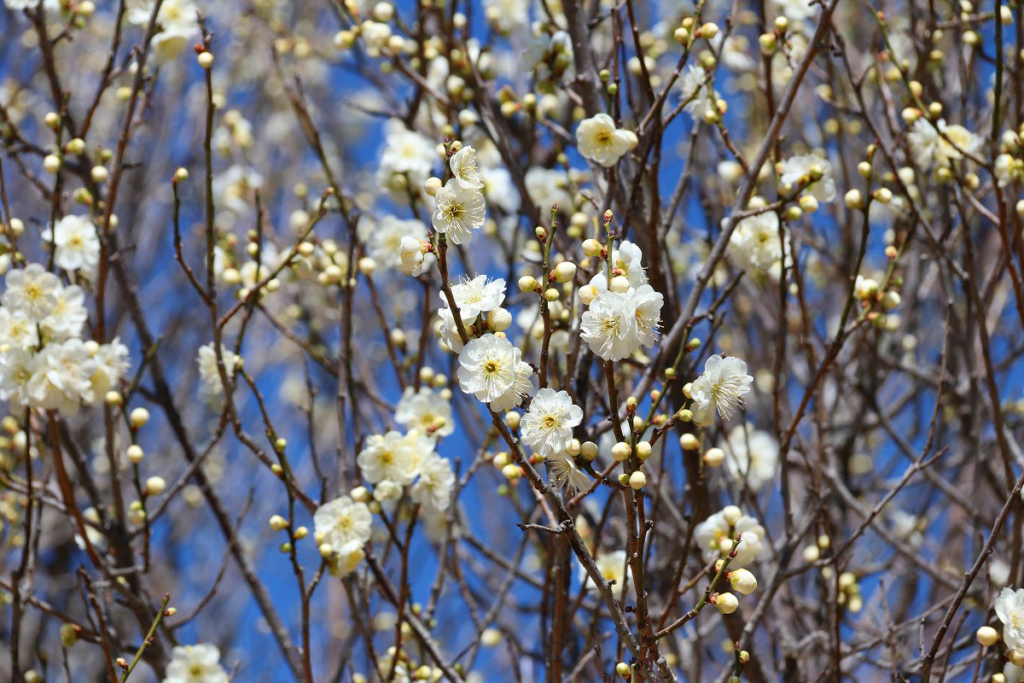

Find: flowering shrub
[0,0,1023,682]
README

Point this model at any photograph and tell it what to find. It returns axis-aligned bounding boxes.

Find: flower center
[542,414,559,429]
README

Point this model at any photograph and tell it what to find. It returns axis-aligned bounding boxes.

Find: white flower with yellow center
[396,386,455,439]
[0,308,39,351]
[580,291,634,361]
[449,275,505,320]
[908,118,980,169]
[449,145,485,190]
[728,211,788,274]
[49,215,100,274]
[357,430,424,485]
[28,339,95,415]
[431,178,486,244]
[163,643,229,683]
[521,388,583,456]
[628,284,663,350]
[457,334,521,404]
[581,549,631,599]
[42,284,88,341]
[489,359,534,412]
[996,587,1024,651]
[411,452,455,512]
[576,113,632,167]
[689,355,753,426]
[360,216,428,269]
[314,495,372,552]
[3,264,61,322]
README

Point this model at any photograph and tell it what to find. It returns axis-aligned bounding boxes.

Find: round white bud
[126,445,144,464]
[144,476,166,496]
[130,407,150,429]
[703,447,725,467]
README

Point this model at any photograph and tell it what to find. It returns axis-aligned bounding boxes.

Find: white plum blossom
[27,340,95,415]
[546,452,591,495]
[694,508,766,569]
[411,452,455,512]
[525,167,573,212]
[488,359,534,412]
[48,215,100,275]
[727,211,788,274]
[0,308,38,350]
[628,285,664,349]
[196,344,239,403]
[357,430,428,486]
[771,0,819,22]
[431,178,486,244]
[721,424,779,492]
[520,388,583,456]
[581,549,631,599]
[457,334,522,404]
[581,281,662,361]
[3,264,61,322]
[449,146,485,190]
[679,64,718,118]
[908,119,981,169]
[0,349,35,408]
[378,119,436,196]
[576,114,632,167]
[581,291,636,362]
[89,339,131,397]
[779,154,836,202]
[395,386,455,439]
[42,285,88,341]
[399,237,431,276]
[996,587,1024,652]
[314,495,372,576]
[449,275,506,320]
[162,643,229,683]
[689,355,754,426]
[360,216,428,270]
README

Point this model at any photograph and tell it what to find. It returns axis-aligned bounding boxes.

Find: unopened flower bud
[977,625,999,647]
[126,445,144,464]
[518,275,539,292]
[130,407,150,429]
[722,505,742,526]
[703,447,724,467]
[144,476,166,496]
[680,433,699,450]
[553,261,577,282]
[611,441,631,462]
[728,568,758,594]
[628,471,647,490]
[712,592,739,614]
[581,441,599,461]
[197,51,214,69]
